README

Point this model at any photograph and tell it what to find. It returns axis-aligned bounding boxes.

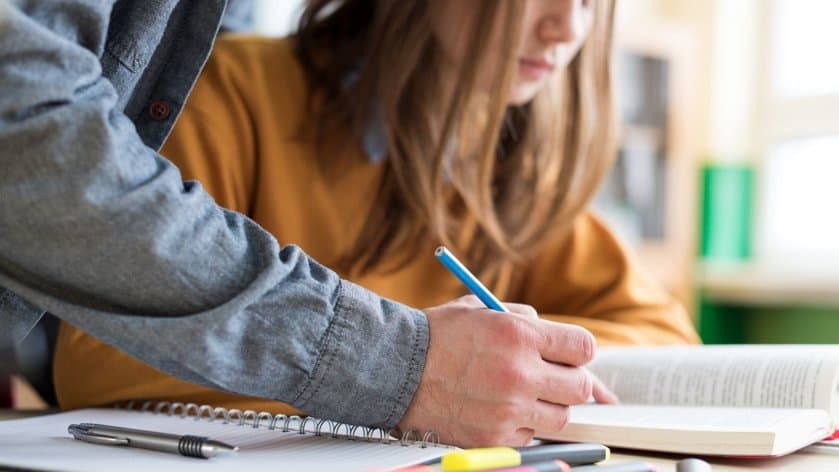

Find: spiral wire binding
[115,401,442,448]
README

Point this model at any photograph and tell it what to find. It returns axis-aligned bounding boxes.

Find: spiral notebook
[0,402,455,472]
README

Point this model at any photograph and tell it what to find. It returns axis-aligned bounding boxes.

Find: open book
[538,345,839,457]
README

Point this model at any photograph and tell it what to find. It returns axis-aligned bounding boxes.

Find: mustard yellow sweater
[54,35,700,412]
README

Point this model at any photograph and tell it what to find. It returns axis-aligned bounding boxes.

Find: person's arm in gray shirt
[0,1,425,427]
[0,1,603,449]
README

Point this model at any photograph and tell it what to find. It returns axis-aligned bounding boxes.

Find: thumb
[504,302,539,319]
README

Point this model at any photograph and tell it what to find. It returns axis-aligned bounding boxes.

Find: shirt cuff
[292,279,429,428]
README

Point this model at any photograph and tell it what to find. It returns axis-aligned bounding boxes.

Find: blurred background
[7,0,839,407]
[253,0,839,345]
[605,0,839,346]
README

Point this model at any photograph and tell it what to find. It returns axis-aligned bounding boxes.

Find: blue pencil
[434,246,509,312]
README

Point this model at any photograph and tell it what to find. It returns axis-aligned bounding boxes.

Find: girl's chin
[508,82,543,106]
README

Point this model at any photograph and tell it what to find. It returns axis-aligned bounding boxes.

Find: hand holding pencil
[395,247,612,448]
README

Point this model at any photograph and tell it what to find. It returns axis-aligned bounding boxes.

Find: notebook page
[0,409,454,472]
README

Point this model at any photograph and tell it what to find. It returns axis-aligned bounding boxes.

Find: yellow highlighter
[442,447,521,472]
[442,443,610,472]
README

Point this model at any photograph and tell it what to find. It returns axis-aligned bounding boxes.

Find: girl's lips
[518,57,555,80]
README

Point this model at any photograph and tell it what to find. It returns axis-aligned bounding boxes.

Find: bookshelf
[595,23,700,315]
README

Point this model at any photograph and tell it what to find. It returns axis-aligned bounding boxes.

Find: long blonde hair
[296,0,617,288]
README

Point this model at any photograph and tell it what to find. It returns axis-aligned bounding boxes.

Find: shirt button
[148,100,172,121]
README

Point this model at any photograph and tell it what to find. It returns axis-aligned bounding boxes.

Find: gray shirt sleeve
[0,1,427,428]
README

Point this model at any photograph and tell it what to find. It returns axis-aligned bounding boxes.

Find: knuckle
[554,405,570,430]
[534,403,570,432]
[509,303,538,318]
[579,330,596,363]
[515,429,535,447]
[523,305,538,318]
[492,317,531,347]
[571,370,594,404]
[494,402,521,424]
[479,429,510,447]
[496,359,531,391]
[565,326,595,365]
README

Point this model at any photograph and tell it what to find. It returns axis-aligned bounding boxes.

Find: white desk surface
[608,448,839,471]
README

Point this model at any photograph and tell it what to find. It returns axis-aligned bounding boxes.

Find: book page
[588,345,839,421]
[567,404,827,430]
[540,404,833,456]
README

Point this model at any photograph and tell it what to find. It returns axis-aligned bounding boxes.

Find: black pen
[515,443,609,465]
[68,423,238,459]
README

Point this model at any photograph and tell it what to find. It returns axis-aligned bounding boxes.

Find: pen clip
[68,424,130,446]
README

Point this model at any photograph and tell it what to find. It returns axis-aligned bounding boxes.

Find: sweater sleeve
[521,213,700,346]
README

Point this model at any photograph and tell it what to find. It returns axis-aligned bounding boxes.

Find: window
[770,0,839,99]
[753,0,839,265]
[759,136,839,261]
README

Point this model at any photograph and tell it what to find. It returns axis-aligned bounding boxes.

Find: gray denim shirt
[0,0,428,428]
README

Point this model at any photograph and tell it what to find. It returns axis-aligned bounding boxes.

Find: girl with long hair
[53,0,698,435]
